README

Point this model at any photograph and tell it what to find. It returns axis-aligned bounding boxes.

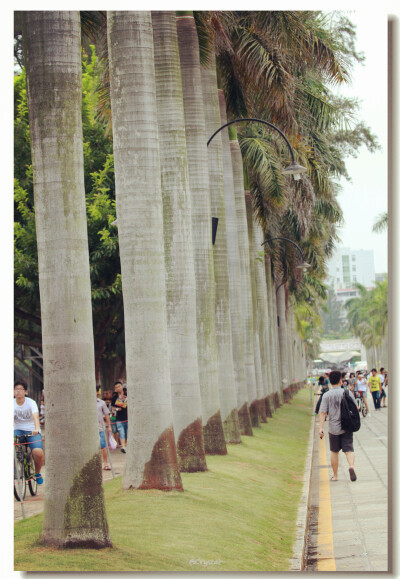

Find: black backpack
[340,390,361,432]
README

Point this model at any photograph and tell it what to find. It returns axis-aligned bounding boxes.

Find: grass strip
[14,388,313,572]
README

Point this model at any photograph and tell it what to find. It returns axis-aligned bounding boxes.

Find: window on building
[352,265,356,271]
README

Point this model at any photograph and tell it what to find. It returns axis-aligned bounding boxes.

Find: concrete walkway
[306,391,389,571]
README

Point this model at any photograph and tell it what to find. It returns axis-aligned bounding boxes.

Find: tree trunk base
[177,417,208,472]
[203,410,228,455]
[129,427,184,491]
[238,402,253,436]
[249,400,260,427]
[222,407,242,443]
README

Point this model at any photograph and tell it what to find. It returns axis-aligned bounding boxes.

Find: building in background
[326,247,375,290]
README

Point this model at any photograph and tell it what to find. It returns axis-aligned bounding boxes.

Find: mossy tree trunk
[244,192,263,427]
[276,283,290,393]
[152,11,207,472]
[107,11,182,491]
[22,10,111,547]
[201,52,241,444]
[218,91,249,439]
[229,136,256,436]
[176,13,227,455]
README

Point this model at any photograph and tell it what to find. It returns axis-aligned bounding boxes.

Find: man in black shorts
[319,370,357,482]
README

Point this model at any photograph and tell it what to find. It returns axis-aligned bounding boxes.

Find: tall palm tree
[253,223,270,421]
[218,90,251,437]
[176,12,227,455]
[22,10,111,547]
[107,11,182,491]
[264,253,281,408]
[245,192,265,424]
[229,132,256,434]
[201,51,241,443]
[152,11,207,473]
[276,283,290,393]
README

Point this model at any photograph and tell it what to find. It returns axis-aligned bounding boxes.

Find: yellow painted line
[317,436,336,571]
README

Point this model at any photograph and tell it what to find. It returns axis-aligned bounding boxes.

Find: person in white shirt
[14,380,44,484]
[355,371,370,416]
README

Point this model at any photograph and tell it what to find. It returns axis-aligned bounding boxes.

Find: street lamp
[262,236,311,273]
[207,118,307,180]
[207,118,307,244]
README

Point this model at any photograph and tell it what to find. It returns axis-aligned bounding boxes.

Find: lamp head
[296,261,312,271]
[282,162,307,180]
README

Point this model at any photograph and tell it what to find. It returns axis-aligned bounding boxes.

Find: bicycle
[14,433,38,501]
[354,390,368,418]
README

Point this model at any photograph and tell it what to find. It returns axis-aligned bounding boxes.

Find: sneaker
[35,473,44,484]
[120,448,126,454]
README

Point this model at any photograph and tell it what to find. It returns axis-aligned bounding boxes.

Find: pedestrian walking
[368,368,382,410]
[379,368,387,408]
[96,386,112,470]
[318,370,357,482]
[111,381,128,453]
[355,371,370,416]
[315,375,330,414]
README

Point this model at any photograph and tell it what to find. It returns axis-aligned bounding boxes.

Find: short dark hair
[329,370,342,386]
[318,376,325,385]
[114,380,122,387]
[14,379,28,390]
[96,385,101,392]
[380,367,384,372]
[371,368,377,373]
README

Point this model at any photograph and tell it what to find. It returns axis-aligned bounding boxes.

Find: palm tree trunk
[253,224,269,421]
[264,254,280,412]
[176,13,226,454]
[218,91,251,437]
[152,11,207,472]
[201,52,241,443]
[244,192,263,426]
[229,137,256,435]
[276,282,290,395]
[22,11,111,547]
[107,11,182,490]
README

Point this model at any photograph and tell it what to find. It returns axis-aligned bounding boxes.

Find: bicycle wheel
[26,451,38,496]
[14,454,26,502]
[362,402,368,418]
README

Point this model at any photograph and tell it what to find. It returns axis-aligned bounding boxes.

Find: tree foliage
[344,280,388,349]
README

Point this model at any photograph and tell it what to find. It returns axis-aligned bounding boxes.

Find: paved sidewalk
[308,391,389,571]
[14,447,127,522]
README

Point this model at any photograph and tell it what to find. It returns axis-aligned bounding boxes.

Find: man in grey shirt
[319,370,357,482]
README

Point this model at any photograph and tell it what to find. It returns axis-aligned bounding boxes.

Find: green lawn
[15,388,313,572]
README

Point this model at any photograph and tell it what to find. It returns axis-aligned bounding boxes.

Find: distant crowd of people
[313,367,388,416]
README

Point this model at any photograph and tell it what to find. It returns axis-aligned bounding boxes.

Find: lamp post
[207,118,307,244]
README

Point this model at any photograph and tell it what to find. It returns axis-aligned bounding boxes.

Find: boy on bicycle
[14,380,44,484]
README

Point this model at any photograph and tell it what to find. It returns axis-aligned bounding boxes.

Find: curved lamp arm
[262,236,311,271]
[207,118,306,178]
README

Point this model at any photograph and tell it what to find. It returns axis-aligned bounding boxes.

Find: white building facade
[326,247,375,290]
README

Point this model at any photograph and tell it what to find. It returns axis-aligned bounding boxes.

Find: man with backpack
[319,370,358,482]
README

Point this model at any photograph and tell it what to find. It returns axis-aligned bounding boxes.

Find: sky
[332,10,389,275]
